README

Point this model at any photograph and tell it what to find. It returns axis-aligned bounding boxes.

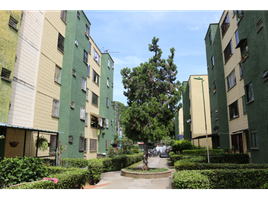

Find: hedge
[203,153,249,164]
[169,152,183,165]
[6,168,90,189]
[175,162,268,171]
[61,158,89,168]
[173,169,268,189]
[88,159,103,184]
[182,149,224,155]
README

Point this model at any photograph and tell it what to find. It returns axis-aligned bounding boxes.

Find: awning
[191,133,219,140]
[0,123,62,134]
[90,112,105,119]
[232,128,248,134]
[235,38,247,49]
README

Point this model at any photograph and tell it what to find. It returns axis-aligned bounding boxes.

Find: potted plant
[35,136,49,151]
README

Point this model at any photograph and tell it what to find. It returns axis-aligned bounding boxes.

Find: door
[231,133,243,153]
[0,128,7,161]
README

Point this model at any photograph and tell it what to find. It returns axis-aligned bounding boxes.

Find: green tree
[120,37,184,170]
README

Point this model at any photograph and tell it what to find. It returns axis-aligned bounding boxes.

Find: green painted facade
[236,11,268,163]
[182,81,191,141]
[204,24,230,150]
[98,53,115,155]
[0,11,22,123]
[58,10,91,159]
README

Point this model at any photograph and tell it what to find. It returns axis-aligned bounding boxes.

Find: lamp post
[194,77,210,163]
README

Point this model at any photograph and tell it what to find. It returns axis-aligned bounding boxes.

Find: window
[77,11,80,19]
[106,140,108,150]
[91,115,98,128]
[85,113,88,126]
[68,135,73,143]
[54,65,61,84]
[245,82,254,103]
[213,81,216,93]
[257,19,263,32]
[84,138,87,152]
[81,77,86,91]
[112,65,114,70]
[237,11,244,22]
[229,100,239,120]
[251,130,258,148]
[233,10,236,17]
[106,118,109,128]
[85,25,89,37]
[242,96,247,114]
[211,56,214,68]
[91,92,98,106]
[112,82,113,88]
[92,69,99,85]
[224,40,233,63]
[57,33,65,53]
[70,100,75,109]
[72,69,76,77]
[94,49,100,64]
[90,139,97,151]
[239,64,243,79]
[9,15,18,30]
[89,42,91,54]
[209,32,212,44]
[87,65,90,77]
[80,106,85,120]
[60,10,67,23]
[1,68,11,81]
[107,78,110,87]
[240,40,248,61]
[83,50,88,63]
[235,30,239,46]
[75,39,78,46]
[79,136,85,151]
[108,59,110,68]
[49,135,57,154]
[86,88,89,101]
[221,13,230,37]
[227,69,236,90]
[52,98,60,118]
[262,70,268,81]
[107,98,109,108]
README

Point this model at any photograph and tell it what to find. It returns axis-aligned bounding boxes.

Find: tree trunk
[142,139,149,171]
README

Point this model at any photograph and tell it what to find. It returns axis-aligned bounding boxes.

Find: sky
[84,10,223,106]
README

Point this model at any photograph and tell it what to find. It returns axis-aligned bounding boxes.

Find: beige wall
[189,75,212,148]
[220,10,248,152]
[84,37,102,159]
[33,11,65,131]
[178,108,184,135]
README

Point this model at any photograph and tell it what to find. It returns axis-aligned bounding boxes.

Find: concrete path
[87,157,175,189]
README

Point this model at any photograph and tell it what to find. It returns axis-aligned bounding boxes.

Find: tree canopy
[120,37,184,170]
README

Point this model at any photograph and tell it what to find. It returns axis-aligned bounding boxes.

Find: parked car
[159,149,169,158]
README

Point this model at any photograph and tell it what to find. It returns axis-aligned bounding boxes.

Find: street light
[194,77,210,163]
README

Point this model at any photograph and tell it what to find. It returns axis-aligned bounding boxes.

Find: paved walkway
[83,157,175,189]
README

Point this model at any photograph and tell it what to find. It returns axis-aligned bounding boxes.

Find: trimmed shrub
[61,158,89,168]
[173,169,268,189]
[205,153,249,164]
[169,153,183,165]
[182,149,224,155]
[88,159,103,184]
[171,140,195,153]
[132,149,140,154]
[0,157,49,188]
[174,162,268,171]
[6,168,90,189]
[174,156,206,170]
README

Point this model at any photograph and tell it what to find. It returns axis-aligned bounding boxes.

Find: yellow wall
[189,75,212,148]
[220,10,248,152]
[178,108,184,135]
[84,37,101,159]
[33,11,65,132]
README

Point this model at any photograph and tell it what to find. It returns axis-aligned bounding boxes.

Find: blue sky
[84,10,223,106]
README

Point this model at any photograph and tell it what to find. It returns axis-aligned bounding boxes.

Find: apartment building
[235,11,268,163]
[205,10,268,163]
[175,108,184,140]
[182,75,212,148]
[98,52,115,156]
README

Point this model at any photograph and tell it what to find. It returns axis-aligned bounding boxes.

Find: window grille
[1,68,11,81]
[52,99,60,118]
[9,15,18,30]
[84,138,87,152]
[90,139,97,151]
[68,135,73,143]
[54,65,61,84]
[79,136,84,151]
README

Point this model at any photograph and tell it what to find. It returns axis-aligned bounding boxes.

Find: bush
[61,158,89,168]
[182,149,224,155]
[174,162,268,171]
[88,159,103,184]
[174,156,206,170]
[173,169,268,189]
[7,168,90,189]
[171,140,195,153]
[132,149,140,153]
[0,157,49,188]
[169,153,183,165]
[205,153,249,164]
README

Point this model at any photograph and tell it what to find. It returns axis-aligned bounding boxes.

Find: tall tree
[121,37,184,170]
